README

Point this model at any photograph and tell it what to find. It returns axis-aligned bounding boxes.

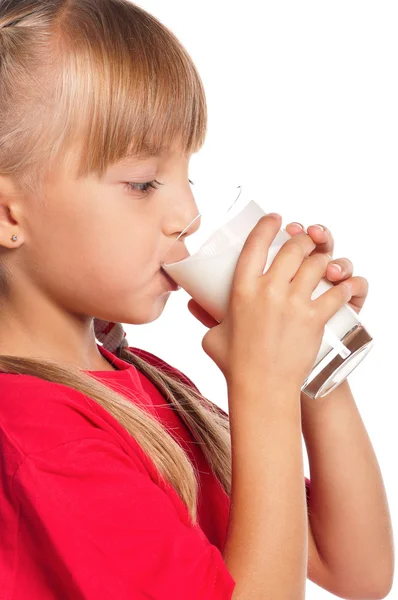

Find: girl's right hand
[200,213,352,391]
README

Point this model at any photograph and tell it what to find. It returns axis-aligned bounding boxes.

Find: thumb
[187,299,219,328]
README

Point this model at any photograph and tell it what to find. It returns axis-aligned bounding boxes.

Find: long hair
[0,0,231,525]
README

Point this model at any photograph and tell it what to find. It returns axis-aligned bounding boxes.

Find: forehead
[119,138,192,164]
[116,151,192,169]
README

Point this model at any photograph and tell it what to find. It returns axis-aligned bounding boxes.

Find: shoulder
[0,373,115,460]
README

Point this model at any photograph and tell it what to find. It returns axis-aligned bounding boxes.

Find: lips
[160,269,181,290]
[163,271,175,285]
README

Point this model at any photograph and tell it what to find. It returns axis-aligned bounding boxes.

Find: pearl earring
[11,235,18,242]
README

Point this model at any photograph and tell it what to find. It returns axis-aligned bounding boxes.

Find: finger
[285,222,335,258]
[267,231,317,287]
[342,276,369,311]
[307,224,335,256]
[232,213,282,289]
[326,258,354,281]
[313,279,353,323]
[187,299,219,328]
[285,222,306,235]
[291,252,332,296]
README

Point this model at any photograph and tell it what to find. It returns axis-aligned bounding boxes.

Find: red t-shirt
[0,343,310,599]
[0,343,236,599]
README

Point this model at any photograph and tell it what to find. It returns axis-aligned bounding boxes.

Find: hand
[187,219,369,329]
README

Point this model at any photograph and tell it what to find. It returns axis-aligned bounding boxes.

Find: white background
[125,2,398,597]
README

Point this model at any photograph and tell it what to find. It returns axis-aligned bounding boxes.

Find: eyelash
[125,179,195,195]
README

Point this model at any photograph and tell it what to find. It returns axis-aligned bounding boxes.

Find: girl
[0,1,393,599]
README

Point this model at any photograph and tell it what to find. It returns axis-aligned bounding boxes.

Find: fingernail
[291,222,304,229]
[331,263,342,272]
[313,224,325,231]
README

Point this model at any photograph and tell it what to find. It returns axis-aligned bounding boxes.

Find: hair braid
[94,318,129,353]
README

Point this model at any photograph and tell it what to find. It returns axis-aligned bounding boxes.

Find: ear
[0,176,25,249]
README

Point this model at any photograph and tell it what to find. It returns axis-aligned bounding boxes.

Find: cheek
[28,212,144,296]
[26,184,166,319]
[71,235,151,296]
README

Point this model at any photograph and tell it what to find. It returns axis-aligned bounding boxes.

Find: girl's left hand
[285,222,369,315]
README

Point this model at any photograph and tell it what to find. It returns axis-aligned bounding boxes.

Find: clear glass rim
[160,212,203,268]
[160,184,244,268]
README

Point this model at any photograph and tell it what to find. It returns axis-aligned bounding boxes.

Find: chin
[119,292,171,326]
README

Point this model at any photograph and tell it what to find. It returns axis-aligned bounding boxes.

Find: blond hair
[0,0,231,525]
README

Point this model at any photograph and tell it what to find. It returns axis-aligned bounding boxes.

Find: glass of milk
[161,187,374,400]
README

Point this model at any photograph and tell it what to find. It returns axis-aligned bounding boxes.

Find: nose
[179,212,201,240]
[165,191,202,243]
[161,212,202,267]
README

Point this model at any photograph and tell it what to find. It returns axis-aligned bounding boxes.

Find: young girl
[0,1,393,599]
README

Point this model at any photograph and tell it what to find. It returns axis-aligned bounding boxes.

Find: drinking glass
[160,186,374,400]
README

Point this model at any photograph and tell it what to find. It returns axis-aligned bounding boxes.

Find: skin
[0,141,197,371]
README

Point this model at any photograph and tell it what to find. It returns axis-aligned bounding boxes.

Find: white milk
[163,200,371,376]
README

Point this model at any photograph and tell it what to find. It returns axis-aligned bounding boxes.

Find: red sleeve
[13,434,236,599]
